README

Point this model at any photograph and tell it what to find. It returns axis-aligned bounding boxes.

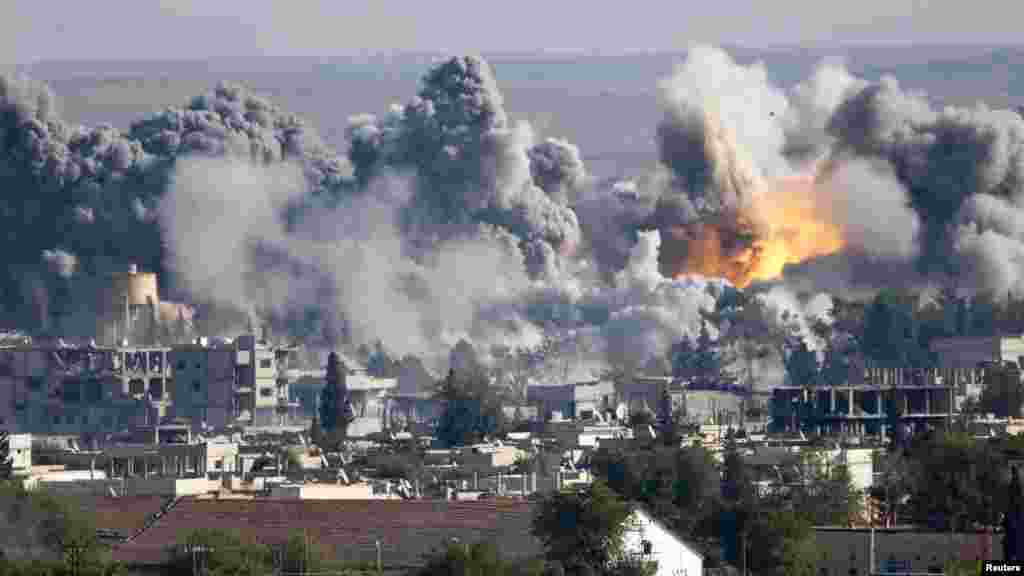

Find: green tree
[434,369,505,448]
[903,431,1004,530]
[531,480,637,574]
[319,353,340,432]
[168,528,270,576]
[656,390,682,447]
[0,482,110,572]
[591,445,719,543]
[413,540,545,576]
[320,352,354,436]
[669,337,697,380]
[279,530,342,576]
[792,453,862,526]
[746,510,818,576]
[309,416,325,448]
[720,439,757,571]
[861,289,924,368]
[970,292,999,337]
[692,319,723,387]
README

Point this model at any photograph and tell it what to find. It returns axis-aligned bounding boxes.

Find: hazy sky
[5,0,1024,63]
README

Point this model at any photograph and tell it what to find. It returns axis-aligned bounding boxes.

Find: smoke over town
[3,45,1024,383]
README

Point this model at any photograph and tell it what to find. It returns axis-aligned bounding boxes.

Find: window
[27,377,42,391]
[62,379,82,404]
[53,415,60,425]
[259,358,273,369]
[86,380,103,403]
[192,380,201,392]
[177,361,186,371]
[641,540,652,555]
[129,379,145,395]
[149,378,164,399]
[260,388,274,397]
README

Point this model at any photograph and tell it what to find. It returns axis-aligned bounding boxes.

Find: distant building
[96,264,193,347]
[0,336,302,435]
[285,358,397,437]
[527,379,616,422]
[0,345,171,434]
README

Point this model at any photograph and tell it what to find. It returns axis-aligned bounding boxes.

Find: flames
[672,173,845,287]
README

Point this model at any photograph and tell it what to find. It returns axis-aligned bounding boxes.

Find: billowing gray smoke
[824,79,1024,296]
[345,57,580,278]
[0,73,354,338]
[629,45,1024,302]
[11,45,1023,384]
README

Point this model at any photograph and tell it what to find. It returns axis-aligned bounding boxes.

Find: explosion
[743,173,846,285]
[669,170,846,287]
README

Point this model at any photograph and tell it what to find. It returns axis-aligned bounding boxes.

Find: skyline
[5,0,1024,63]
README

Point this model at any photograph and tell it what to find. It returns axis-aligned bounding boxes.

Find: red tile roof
[82,496,169,537]
[112,498,541,568]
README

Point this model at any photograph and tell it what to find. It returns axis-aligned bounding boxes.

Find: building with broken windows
[0,337,303,436]
[0,345,171,435]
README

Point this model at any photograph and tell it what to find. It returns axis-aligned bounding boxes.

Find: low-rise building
[527,380,616,422]
[0,432,30,476]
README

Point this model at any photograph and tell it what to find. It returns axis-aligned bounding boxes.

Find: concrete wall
[813,528,999,575]
[528,385,574,420]
[622,508,702,576]
[458,445,522,473]
[37,477,218,497]
[270,483,377,499]
[683,390,744,425]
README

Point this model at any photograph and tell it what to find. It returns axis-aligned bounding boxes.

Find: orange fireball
[670,173,845,287]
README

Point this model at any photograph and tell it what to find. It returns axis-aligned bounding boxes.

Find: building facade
[0,336,301,435]
[527,380,616,422]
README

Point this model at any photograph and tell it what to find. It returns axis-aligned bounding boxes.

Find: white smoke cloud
[16,45,1024,387]
[822,158,920,260]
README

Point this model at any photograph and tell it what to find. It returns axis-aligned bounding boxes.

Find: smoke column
[4,46,1023,384]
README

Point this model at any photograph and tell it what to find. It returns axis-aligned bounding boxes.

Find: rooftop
[110,498,540,568]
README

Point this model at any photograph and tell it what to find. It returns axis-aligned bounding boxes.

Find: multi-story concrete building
[930,334,1024,400]
[0,336,302,435]
[168,335,302,429]
[617,376,675,416]
[771,366,958,437]
[0,345,172,435]
[527,380,616,422]
[770,336,1024,438]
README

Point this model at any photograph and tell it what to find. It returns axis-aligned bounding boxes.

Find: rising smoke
[4,46,1024,384]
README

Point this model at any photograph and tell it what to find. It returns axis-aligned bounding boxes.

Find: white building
[622,507,703,576]
[1,432,31,476]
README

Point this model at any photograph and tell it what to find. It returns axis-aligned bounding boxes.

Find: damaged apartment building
[770,334,1024,438]
[0,266,303,435]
